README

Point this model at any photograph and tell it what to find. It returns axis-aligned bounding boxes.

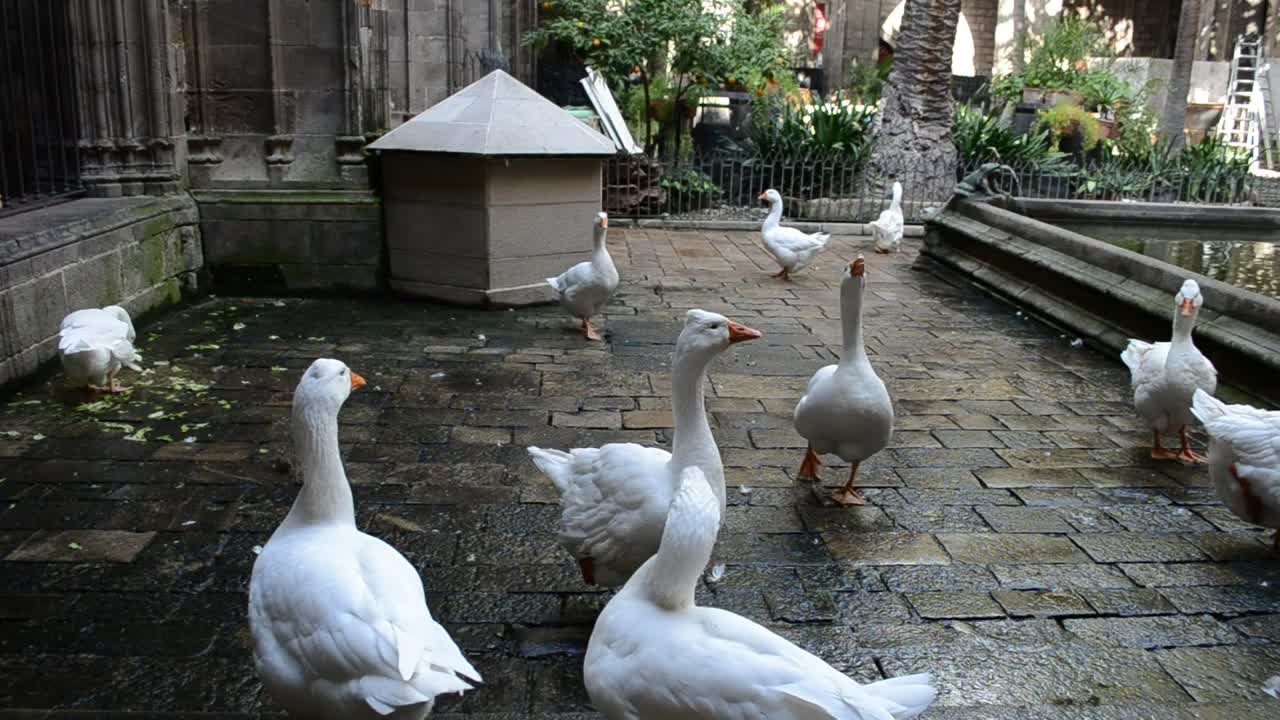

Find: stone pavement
[1,229,1278,719]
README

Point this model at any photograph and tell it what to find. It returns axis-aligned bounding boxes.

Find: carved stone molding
[187,136,224,165]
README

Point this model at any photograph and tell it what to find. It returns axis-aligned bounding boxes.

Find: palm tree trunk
[869,0,963,200]
[1160,0,1200,151]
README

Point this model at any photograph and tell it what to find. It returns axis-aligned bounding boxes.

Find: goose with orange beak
[793,257,893,506]
[546,212,618,341]
[249,359,480,718]
[759,188,830,280]
[528,310,762,586]
[1121,279,1218,463]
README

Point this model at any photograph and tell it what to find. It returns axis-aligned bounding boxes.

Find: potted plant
[1080,71,1129,139]
[1040,103,1103,157]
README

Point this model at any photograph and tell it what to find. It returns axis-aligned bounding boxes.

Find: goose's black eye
[341,369,347,376]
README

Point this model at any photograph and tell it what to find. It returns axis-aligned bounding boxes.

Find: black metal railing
[603,152,1257,223]
[0,0,83,217]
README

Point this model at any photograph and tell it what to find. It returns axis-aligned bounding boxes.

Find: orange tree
[524,0,790,153]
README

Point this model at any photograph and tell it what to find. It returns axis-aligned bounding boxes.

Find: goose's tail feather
[527,446,575,494]
[1191,388,1226,426]
[861,673,936,720]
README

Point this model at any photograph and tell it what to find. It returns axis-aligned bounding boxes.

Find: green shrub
[952,104,1070,172]
[1040,103,1103,152]
[737,93,876,162]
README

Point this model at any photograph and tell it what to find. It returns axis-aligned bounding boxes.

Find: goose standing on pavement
[758,188,830,281]
[547,212,618,341]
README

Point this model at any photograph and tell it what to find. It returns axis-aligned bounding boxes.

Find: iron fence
[602,152,1259,223]
[0,0,83,217]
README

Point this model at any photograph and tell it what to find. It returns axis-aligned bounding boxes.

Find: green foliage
[991,16,1109,103]
[846,57,892,104]
[1079,71,1130,115]
[736,93,876,162]
[1084,135,1253,202]
[951,104,1070,172]
[1040,103,1103,151]
[660,166,719,208]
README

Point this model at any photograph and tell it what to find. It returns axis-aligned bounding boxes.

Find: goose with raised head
[1121,279,1217,463]
[527,309,761,586]
[584,465,936,719]
[547,212,619,341]
[58,305,141,394]
[1192,389,1280,549]
[248,359,479,719]
[793,257,893,506]
[870,181,904,254]
[758,188,830,281]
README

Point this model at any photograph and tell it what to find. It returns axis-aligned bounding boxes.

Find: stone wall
[0,195,203,386]
[194,190,382,295]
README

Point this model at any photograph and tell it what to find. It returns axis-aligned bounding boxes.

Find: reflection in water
[1060,223,1280,301]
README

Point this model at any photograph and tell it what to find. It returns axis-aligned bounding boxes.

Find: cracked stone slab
[6,530,156,563]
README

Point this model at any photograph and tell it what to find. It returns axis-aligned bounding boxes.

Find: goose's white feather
[249,359,478,720]
[760,189,829,274]
[794,261,893,464]
[1121,280,1216,434]
[527,309,756,586]
[1192,389,1280,531]
[57,306,141,386]
[869,182,904,253]
[584,468,935,720]
[548,212,619,320]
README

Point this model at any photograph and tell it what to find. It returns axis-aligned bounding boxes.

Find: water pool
[1060,223,1280,301]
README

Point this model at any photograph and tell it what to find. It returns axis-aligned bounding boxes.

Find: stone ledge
[922,200,1280,405]
[0,194,203,389]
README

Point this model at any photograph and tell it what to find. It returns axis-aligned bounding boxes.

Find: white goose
[1121,279,1218,463]
[758,188,830,281]
[58,305,141,393]
[547,212,619,341]
[585,466,936,720]
[1192,389,1280,549]
[870,181,904,254]
[794,257,893,506]
[248,359,479,719]
[527,309,761,586]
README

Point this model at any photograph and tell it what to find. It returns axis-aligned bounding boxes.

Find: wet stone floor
[1,229,1279,719]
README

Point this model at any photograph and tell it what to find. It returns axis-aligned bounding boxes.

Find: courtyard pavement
[1,229,1278,719]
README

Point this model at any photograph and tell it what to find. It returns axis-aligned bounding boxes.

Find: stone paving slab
[0,229,1278,716]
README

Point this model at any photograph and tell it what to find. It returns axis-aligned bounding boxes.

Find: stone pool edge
[921,199,1280,406]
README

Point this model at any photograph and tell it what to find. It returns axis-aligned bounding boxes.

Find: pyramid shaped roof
[368,70,616,157]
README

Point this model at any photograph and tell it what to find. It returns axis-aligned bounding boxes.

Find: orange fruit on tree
[542,1,551,8]
[592,38,601,47]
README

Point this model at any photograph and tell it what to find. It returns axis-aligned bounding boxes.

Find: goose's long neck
[280,404,354,531]
[638,489,719,611]
[763,199,782,230]
[670,350,724,508]
[839,278,868,366]
[1170,309,1197,349]
[890,183,902,211]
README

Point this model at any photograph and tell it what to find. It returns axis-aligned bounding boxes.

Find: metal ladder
[1216,35,1262,161]
[1256,56,1278,169]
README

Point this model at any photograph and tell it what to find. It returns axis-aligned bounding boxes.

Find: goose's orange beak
[849,257,866,277]
[758,192,768,201]
[350,371,367,390]
[727,320,762,344]
[600,216,608,229]
[1179,298,1195,316]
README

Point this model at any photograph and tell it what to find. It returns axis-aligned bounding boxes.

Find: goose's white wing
[249,529,478,714]
[528,443,674,585]
[58,323,142,370]
[548,260,595,299]
[587,604,931,720]
[767,226,828,255]
[1203,405,1280,489]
